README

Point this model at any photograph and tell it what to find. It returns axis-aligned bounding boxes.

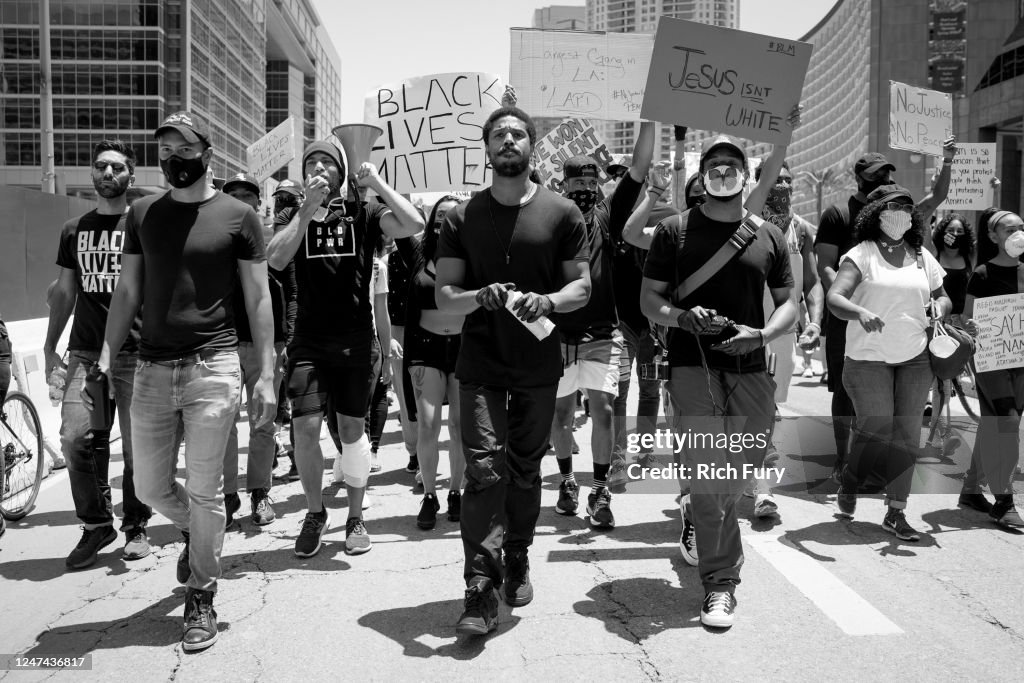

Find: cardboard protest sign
[509,29,653,121]
[531,117,613,192]
[888,81,952,157]
[363,72,504,193]
[972,294,1024,373]
[938,143,996,211]
[247,116,296,182]
[641,18,812,144]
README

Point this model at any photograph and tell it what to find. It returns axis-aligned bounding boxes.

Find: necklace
[487,184,535,265]
[878,236,905,253]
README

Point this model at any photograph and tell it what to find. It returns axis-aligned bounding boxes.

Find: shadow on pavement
[919,507,1024,537]
[780,516,939,562]
[572,574,704,642]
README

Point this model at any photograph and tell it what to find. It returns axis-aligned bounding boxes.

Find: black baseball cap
[865,183,913,205]
[273,178,302,197]
[223,172,260,197]
[606,154,631,177]
[854,153,895,177]
[563,155,601,179]
[155,111,210,146]
[700,135,747,171]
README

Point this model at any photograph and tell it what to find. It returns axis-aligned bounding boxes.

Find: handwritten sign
[363,72,504,193]
[641,18,812,145]
[246,116,295,182]
[938,143,996,210]
[531,118,613,192]
[888,81,952,156]
[973,294,1024,373]
[509,28,653,121]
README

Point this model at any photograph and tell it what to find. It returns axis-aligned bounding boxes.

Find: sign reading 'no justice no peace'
[888,80,952,157]
[640,18,813,145]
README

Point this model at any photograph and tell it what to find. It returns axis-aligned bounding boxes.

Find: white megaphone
[332,123,383,200]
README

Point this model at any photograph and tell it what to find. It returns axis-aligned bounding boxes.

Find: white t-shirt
[842,242,945,363]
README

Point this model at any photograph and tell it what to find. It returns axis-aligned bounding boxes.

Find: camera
[639,360,670,380]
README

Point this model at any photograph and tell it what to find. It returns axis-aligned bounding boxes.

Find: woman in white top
[826,185,952,542]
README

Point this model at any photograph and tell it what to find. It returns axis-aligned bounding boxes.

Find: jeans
[613,321,661,460]
[62,350,151,531]
[842,351,931,509]
[223,342,285,494]
[459,381,557,587]
[132,350,241,593]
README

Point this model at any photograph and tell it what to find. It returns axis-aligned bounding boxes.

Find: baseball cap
[273,178,302,197]
[606,154,632,177]
[865,183,913,205]
[854,152,895,177]
[154,111,210,146]
[563,155,601,179]
[223,172,260,197]
[700,135,747,171]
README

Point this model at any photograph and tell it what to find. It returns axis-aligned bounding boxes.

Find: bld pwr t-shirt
[56,210,140,354]
[123,192,265,360]
[437,187,589,387]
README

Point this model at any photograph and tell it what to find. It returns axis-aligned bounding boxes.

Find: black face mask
[686,193,706,210]
[567,189,599,215]
[858,177,888,196]
[160,155,208,189]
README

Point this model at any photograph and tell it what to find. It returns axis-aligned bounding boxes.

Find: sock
[592,462,609,491]
[557,456,575,483]
[341,433,371,488]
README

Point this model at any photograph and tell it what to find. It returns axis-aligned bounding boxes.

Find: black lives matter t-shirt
[56,210,140,354]
[437,187,588,387]
[123,192,265,360]
[277,200,390,350]
[643,208,793,373]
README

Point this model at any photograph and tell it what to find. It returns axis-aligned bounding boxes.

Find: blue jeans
[62,350,151,531]
[842,351,931,508]
[131,350,241,593]
[223,342,286,494]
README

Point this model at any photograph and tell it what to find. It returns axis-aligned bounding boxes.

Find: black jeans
[459,381,557,587]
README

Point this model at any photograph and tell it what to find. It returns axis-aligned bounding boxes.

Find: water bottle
[47,364,67,406]
[84,365,114,431]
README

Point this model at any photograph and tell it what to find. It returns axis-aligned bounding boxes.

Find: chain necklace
[878,236,905,253]
[487,183,536,265]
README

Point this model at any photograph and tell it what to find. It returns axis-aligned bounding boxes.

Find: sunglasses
[883,202,913,214]
[93,161,128,173]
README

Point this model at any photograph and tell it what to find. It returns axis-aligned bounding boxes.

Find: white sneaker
[753,494,779,519]
[332,456,345,485]
[369,450,381,473]
[700,591,736,628]
[802,366,814,378]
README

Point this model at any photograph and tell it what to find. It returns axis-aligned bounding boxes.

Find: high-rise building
[531,4,587,140]
[0,0,341,197]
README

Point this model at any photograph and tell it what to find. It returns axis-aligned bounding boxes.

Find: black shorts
[287,333,380,419]
[405,327,461,376]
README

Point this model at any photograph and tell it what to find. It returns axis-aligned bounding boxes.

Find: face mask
[685,193,705,210]
[880,210,912,241]
[764,185,792,221]
[567,189,599,215]
[160,155,208,189]
[1005,231,1024,258]
[859,176,888,196]
[703,166,745,200]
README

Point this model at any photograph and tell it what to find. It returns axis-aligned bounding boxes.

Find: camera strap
[672,210,763,303]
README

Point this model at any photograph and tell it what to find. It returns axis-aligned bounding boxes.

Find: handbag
[927,315,976,381]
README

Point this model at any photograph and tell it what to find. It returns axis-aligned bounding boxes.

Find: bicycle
[1,390,45,520]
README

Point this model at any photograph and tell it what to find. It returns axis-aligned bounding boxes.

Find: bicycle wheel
[1,391,45,520]
[952,369,980,423]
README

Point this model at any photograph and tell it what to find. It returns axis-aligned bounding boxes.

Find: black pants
[459,381,557,587]
[824,319,855,464]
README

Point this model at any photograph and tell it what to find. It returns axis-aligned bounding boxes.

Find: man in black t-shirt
[43,140,152,570]
[266,140,423,559]
[436,106,590,636]
[98,112,277,652]
[641,135,796,629]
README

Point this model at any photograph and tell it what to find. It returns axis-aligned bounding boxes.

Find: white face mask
[1005,231,1024,258]
[703,165,746,199]
[880,210,912,241]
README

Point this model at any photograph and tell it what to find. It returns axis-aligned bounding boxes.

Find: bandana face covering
[763,185,792,226]
[567,189,599,215]
[880,210,912,241]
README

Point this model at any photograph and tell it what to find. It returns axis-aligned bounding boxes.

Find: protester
[44,140,153,569]
[825,184,951,541]
[960,208,1024,527]
[436,105,590,635]
[96,112,278,651]
[640,134,797,629]
[385,233,419,474]
[267,140,422,558]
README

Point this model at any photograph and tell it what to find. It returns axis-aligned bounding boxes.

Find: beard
[490,149,530,178]
[93,177,129,198]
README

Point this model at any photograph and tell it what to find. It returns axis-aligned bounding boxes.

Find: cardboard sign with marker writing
[363,72,504,194]
[972,294,1024,373]
[938,143,996,211]
[247,116,296,182]
[641,18,812,144]
[509,29,653,121]
[888,81,952,157]
[531,118,613,192]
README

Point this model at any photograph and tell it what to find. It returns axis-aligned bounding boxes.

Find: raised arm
[622,164,672,250]
[916,136,958,223]
[359,163,424,239]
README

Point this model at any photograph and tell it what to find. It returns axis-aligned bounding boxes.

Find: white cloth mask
[880,211,912,241]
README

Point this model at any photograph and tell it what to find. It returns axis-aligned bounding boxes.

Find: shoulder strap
[673,211,763,302]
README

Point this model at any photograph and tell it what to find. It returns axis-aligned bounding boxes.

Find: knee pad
[341,433,370,488]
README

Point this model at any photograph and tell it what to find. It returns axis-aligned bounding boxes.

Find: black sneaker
[555,480,579,516]
[250,488,276,526]
[990,495,1024,528]
[700,591,737,628]
[882,508,921,541]
[294,510,329,557]
[571,436,580,455]
[224,492,241,530]
[286,455,299,481]
[65,526,117,570]
[405,453,419,473]
[958,492,993,514]
[504,549,533,606]
[122,527,151,560]
[455,579,499,636]
[836,486,856,519]
[177,531,191,584]
[182,587,218,652]
[679,497,698,567]
[447,490,461,522]
[586,487,615,529]
[417,493,440,530]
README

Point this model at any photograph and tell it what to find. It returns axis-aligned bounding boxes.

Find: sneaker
[285,455,299,481]
[51,451,67,470]
[177,531,191,584]
[417,493,440,530]
[447,490,461,522]
[836,488,856,519]
[332,455,345,485]
[607,458,629,493]
[571,436,579,455]
[65,525,117,569]
[362,492,373,510]
[405,453,419,473]
[957,492,993,514]
[369,448,382,473]
[990,497,1024,528]
[753,493,779,519]
[345,517,372,555]
[700,591,737,628]
[122,527,151,560]
[802,366,815,378]
[455,580,499,636]
[224,492,241,529]
[294,510,329,557]
[182,588,218,652]
[882,508,921,541]
[250,488,276,526]
[504,549,533,606]
[679,517,698,566]
[586,487,615,529]
[555,480,579,516]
